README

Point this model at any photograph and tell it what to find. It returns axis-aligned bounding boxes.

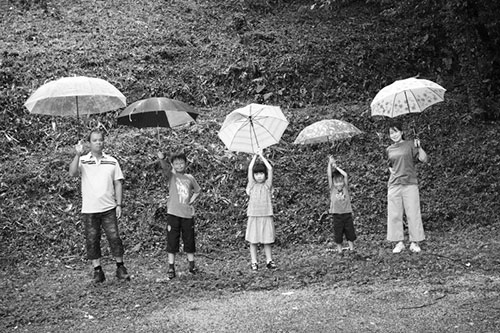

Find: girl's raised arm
[248,154,258,182]
[259,152,273,184]
[327,156,333,189]
[335,166,349,187]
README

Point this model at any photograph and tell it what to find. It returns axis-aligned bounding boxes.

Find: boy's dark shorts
[166,214,196,253]
[332,213,356,244]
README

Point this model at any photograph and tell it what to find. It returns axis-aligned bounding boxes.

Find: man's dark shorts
[166,214,196,253]
[332,212,356,244]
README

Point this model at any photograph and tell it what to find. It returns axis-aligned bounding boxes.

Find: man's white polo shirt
[79,152,124,213]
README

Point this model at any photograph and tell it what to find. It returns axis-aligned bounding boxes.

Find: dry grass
[2,224,499,332]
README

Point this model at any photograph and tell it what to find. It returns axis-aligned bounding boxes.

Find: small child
[327,156,356,253]
[158,150,201,279]
[246,150,277,271]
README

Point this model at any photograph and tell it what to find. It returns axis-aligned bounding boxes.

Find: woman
[386,121,428,253]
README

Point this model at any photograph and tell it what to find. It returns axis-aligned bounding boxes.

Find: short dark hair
[388,119,403,132]
[170,151,187,163]
[253,162,268,178]
[87,129,105,142]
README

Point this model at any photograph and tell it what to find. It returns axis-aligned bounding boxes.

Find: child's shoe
[392,241,405,253]
[189,267,198,275]
[167,268,176,279]
[409,242,421,253]
[93,269,106,283]
[250,263,258,271]
[266,261,277,269]
[116,265,131,281]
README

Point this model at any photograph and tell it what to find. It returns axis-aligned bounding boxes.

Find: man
[69,129,130,283]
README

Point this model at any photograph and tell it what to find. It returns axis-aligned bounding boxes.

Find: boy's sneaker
[189,267,198,275]
[167,268,176,279]
[392,241,405,253]
[250,263,258,271]
[266,261,277,269]
[409,242,421,253]
[116,265,131,281]
[93,269,106,283]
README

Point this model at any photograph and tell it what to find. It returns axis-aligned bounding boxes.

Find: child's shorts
[332,213,356,244]
[166,214,196,253]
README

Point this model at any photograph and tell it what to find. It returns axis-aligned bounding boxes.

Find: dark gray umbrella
[117,97,198,128]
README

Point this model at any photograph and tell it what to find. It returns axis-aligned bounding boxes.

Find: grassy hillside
[0,0,499,264]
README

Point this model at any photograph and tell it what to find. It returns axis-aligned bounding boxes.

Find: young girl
[246,150,276,271]
[327,156,356,253]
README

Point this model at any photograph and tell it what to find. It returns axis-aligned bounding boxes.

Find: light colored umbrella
[117,97,198,128]
[370,77,446,118]
[24,76,126,118]
[293,119,362,145]
[218,103,289,154]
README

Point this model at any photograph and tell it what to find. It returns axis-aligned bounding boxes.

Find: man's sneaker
[116,265,131,281]
[250,263,258,271]
[93,269,106,283]
[188,267,198,275]
[392,241,405,253]
[266,261,277,269]
[167,268,176,279]
[409,242,421,253]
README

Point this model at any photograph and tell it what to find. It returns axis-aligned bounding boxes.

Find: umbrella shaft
[249,119,260,149]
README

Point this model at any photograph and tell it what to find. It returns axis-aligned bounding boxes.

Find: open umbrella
[24,76,126,118]
[117,97,199,142]
[117,97,198,128]
[370,77,446,118]
[293,119,362,145]
[218,103,289,154]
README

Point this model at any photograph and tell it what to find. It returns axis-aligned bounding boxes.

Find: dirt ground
[141,275,500,333]
[2,243,499,333]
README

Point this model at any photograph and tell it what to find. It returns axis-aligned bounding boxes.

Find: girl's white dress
[245,178,275,244]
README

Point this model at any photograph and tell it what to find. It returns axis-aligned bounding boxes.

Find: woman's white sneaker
[392,241,405,253]
[409,242,421,253]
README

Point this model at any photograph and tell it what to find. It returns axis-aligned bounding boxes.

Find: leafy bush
[0,1,499,263]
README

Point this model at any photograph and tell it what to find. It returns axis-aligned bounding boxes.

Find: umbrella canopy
[117,97,198,128]
[218,103,289,154]
[370,77,446,118]
[293,119,362,145]
[24,76,126,117]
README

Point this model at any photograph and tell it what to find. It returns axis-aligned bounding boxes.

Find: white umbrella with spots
[370,77,446,118]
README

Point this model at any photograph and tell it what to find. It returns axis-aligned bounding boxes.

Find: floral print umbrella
[370,77,446,118]
[293,119,362,145]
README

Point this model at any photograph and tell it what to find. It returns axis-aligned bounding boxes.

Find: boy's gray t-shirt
[167,172,201,218]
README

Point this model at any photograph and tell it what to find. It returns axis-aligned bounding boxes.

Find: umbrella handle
[411,117,420,139]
